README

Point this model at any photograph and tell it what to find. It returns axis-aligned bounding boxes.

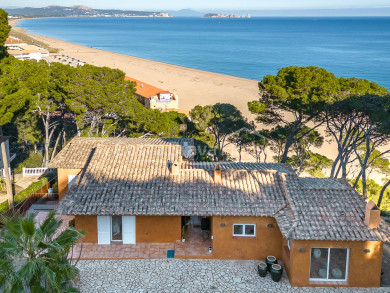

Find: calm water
[20,17,390,89]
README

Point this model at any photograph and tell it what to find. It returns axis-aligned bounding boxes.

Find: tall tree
[0,9,11,58]
[0,56,30,209]
[190,103,251,161]
[58,64,137,137]
[249,66,340,163]
[324,79,389,180]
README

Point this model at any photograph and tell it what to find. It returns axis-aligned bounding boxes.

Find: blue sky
[3,0,390,11]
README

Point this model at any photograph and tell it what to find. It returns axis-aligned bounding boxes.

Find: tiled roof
[48,137,193,169]
[58,144,288,217]
[275,173,386,242]
[5,37,25,44]
[56,137,389,242]
[125,76,167,99]
[181,162,294,174]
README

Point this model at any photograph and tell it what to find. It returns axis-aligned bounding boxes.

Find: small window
[233,224,256,237]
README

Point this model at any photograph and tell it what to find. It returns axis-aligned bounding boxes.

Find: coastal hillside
[5,5,169,18]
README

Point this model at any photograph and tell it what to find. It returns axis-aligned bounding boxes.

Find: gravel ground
[75,259,388,293]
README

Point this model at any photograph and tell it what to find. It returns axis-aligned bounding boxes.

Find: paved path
[13,174,40,189]
[75,259,388,293]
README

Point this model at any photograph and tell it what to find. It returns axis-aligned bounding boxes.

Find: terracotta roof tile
[55,137,389,242]
[125,76,167,98]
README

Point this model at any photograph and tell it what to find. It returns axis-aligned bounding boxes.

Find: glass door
[111,216,122,241]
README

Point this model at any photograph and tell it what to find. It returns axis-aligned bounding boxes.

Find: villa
[124,76,179,111]
[50,137,389,287]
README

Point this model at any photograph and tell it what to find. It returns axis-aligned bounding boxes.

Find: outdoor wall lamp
[364,249,370,253]
[220,223,226,227]
[267,224,273,228]
[299,248,305,252]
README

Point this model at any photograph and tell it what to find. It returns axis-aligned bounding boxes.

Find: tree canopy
[0,9,10,47]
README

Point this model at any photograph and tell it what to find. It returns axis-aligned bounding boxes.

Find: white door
[97,216,111,245]
[122,216,136,244]
[68,175,78,189]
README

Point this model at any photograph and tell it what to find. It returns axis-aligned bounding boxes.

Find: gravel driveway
[76,259,388,293]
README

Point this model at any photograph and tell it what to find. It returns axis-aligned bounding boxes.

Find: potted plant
[270,264,283,282]
[266,255,277,271]
[257,261,268,277]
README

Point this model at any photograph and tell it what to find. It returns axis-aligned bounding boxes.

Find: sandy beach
[9,19,259,119]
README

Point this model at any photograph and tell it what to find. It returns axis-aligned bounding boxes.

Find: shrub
[0,176,49,214]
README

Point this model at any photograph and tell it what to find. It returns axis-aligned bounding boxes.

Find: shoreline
[9,18,259,118]
[7,18,389,181]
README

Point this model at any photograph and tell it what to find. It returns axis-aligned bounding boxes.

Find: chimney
[170,161,180,175]
[214,163,222,184]
[365,200,381,229]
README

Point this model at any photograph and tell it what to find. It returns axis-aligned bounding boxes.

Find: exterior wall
[57,168,82,200]
[148,97,179,110]
[136,216,181,243]
[75,215,180,244]
[288,239,383,287]
[281,238,292,280]
[75,215,98,243]
[211,216,283,260]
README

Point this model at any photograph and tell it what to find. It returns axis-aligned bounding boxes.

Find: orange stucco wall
[287,239,383,287]
[75,215,98,243]
[75,215,181,244]
[211,216,283,260]
[136,216,181,243]
[58,168,82,200]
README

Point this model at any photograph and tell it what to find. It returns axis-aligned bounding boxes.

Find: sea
[19,17,390,89]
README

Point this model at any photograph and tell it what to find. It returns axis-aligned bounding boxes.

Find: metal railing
[22,167,56,177]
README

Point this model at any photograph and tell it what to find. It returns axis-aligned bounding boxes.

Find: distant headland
[203,13,251,18]
[5,5,170,18]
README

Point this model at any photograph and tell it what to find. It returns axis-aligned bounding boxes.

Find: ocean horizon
[19,17,390,89]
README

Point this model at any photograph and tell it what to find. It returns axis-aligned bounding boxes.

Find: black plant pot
[270,264,283,282]
[257,262,268,277]
[266,256,277,271]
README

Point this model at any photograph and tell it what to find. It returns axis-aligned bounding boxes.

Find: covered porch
[70,219,213,260]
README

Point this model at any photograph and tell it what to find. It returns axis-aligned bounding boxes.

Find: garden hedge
[0,177,49,214]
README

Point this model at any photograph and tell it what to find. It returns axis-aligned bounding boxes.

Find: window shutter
[122,216,136,244]
[97,216,111,245]
[68,174,78,189]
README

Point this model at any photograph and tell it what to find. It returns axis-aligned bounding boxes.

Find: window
[233,224,256,237]
[111,216,123,241]
[310,248,349,281]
